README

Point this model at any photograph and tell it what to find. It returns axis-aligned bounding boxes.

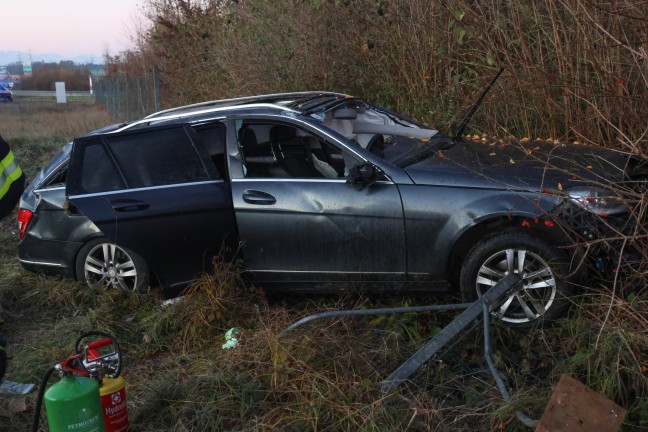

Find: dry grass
[0,100,114,181]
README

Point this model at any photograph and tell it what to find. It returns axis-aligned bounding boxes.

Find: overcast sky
[4,0,145,59]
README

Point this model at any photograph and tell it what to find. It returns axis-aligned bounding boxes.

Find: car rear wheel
[75,238,149,292]
[459,232,571,328]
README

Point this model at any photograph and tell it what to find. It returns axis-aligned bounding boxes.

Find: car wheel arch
[458,230,573,328]
[446,214,569,291]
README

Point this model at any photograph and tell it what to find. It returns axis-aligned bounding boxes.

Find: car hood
[404,138,640,192]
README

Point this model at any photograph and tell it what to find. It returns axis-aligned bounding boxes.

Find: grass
[1,102,648,430]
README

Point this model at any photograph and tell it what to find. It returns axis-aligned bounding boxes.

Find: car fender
[401,185,563,277]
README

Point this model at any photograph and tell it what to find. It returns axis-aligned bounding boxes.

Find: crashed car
[17,92,645,327]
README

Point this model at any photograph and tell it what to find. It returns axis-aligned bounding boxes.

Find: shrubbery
[18,61,92,91]
[111,0,648,154]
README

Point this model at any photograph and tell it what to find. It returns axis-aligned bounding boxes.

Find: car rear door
[66,123,237,292]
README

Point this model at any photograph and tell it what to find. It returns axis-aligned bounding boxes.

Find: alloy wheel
[84,243,140,291]
[475,248,557,325]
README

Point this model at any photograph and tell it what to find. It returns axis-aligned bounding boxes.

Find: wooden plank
[536,375,625,432]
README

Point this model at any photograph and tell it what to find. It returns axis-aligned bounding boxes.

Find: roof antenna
[453,67,504,142]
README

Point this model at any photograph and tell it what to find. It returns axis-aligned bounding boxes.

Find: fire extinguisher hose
[31,365,56,432]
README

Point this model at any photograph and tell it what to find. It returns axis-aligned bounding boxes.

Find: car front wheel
[75,238,149,292]
[459,232,571,328]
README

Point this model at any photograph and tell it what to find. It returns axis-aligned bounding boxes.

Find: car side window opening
[107,128,211,189]
[43,164,68,188]
[72,127,216,195]
[237,122,354,179]
[193,123,228,181]
[76,138,126,194]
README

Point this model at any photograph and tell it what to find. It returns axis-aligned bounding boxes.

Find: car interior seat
[240,127,268,177]
[269,125,321,178]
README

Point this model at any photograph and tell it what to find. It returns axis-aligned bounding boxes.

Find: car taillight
[17,209,33,239]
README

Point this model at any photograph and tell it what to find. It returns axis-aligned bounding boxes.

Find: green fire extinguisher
[32,331,126,432]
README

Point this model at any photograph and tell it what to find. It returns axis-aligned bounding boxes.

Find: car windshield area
[308,99,452,167]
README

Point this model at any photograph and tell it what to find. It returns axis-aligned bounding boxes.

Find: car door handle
[242,189,276,205]
[111,199,150,212]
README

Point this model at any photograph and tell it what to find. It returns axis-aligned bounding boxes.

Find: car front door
[226,117,406,284]
[67,123,237,292]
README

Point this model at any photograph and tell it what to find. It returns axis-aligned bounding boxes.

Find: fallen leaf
[509,158,515,164]
[558,183,563,191]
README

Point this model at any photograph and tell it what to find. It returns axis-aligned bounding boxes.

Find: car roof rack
[144,91,348,120]
[113,102,302,134]
[107,91,352,135]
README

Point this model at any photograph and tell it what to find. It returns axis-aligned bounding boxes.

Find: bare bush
[108,0,646,152]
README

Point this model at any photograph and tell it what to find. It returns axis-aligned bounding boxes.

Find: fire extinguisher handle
[59,354,90,377]
[86,338,112,350]
[74,331,122,378]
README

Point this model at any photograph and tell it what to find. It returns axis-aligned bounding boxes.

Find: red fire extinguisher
[76,331,129,432]
[31,331,129,432]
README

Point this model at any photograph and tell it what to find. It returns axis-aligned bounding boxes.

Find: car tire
[75,238,149,292]
[459,232,571,328]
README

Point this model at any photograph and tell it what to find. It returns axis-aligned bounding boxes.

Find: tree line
[7,61,102,91]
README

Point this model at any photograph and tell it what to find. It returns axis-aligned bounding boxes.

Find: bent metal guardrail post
[281,274,538,427]
[380,273,520,392]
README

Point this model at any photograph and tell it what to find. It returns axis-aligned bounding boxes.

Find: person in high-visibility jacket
[0,134,24,220]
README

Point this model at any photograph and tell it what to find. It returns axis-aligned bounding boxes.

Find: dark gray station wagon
[18,92,644,327]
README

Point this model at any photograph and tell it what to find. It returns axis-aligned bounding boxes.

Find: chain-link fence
[94,68,161,122]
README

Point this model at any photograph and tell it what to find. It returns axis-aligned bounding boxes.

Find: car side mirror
[346,162,384,188]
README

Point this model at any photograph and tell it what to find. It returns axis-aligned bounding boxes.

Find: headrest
[241,127,258,148]
[270,125,296,142]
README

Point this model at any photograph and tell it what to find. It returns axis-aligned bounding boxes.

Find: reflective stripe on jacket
[0,149,23,201]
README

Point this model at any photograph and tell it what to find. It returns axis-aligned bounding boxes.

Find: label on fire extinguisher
[101,387,128,432]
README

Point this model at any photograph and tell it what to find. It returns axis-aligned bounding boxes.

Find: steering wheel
[74,331,122,379]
